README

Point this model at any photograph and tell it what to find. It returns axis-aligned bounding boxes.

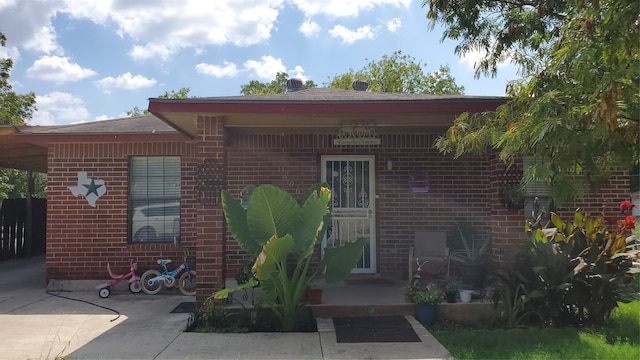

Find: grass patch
[432,301,640,360]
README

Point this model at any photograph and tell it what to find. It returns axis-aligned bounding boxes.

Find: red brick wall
[225,132,494,280]
[46,141,198,281]
[194,116,225,301]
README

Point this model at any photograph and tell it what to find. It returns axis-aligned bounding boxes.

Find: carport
[0,125,47,259]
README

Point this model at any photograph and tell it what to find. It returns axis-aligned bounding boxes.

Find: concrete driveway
[0,256,451,360]
[0,255,193,360]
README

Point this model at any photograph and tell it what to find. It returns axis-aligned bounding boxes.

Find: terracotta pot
[303,287,323,304]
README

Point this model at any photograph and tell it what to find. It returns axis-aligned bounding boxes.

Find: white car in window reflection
[132,203,180,242]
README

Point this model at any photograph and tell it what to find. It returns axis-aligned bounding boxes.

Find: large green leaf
[253,235,295,281]
[247,185,301,244]
[221,190,261,256]
[319,237,367,283]
[294,186,331,257]
[212,278,259,300]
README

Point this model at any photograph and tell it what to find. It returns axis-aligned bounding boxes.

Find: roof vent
[286,78,303,92]
[353,80,368,91]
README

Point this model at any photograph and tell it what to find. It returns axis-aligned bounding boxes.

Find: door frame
[321,155,376,274]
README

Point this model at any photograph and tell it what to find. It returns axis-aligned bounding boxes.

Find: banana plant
[214,184,365,330]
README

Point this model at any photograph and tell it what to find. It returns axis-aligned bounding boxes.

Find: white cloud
[0,0,62,53]
[94,114,110,121]
[292,0,411,17]
[0,44,20,62]
[329,25,376,44]
[243,55,286,80]
[288,65,309,82]
[386,17,401,32]
[26,56,96,83]
[62,0,283,61]
[95,72,157,91]
[299,19,321,37]
[30,92,90,126]
[459,47,513,70]
[195,61,239,78]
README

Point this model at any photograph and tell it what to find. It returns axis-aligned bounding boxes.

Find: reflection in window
[129,156,181,243]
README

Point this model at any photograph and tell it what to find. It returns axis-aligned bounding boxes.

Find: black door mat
[333,315,421,343]
[170,302,197,313]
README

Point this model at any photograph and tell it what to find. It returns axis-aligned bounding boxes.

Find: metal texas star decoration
[68,171,107,207]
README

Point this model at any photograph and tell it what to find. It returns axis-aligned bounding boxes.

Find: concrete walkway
[0,256,451,359]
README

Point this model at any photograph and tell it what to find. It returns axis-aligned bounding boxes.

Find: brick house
[0,84,630,300]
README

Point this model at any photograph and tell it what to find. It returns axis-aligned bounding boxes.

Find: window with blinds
[129,156,181,243]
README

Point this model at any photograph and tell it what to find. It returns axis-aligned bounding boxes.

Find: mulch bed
[170,302,197,313]
[333,315,421,343]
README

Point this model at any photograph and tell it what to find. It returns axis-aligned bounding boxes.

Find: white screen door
[321,156,375,273]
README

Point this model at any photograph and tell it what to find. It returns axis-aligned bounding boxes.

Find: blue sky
[0,0,518,126]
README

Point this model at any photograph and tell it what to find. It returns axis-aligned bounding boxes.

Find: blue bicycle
[140,254,196,296]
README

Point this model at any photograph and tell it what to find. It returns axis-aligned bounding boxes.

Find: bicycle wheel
[140,269,163,295]
[129,279,142,293]
[178,270,196,296]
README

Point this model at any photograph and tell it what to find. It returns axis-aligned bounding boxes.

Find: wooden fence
[0,198,46,261]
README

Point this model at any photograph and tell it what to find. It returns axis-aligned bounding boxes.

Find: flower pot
[303,287,323,305]
[459,263,485,288]
[459,289,473,303]
[414,303,438,326]
[445,290,457,303]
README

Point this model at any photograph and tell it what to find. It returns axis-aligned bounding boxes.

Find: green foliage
[0,170,47,200]
[216,184,365,330]
[495,203,639,328]
[411,283,445,304]
[240,72,317,95]
[326,50,464,95]
[426,0,639,205]
[1,31,36,125]
[448,222,491,265]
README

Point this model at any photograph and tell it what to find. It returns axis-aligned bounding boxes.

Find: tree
[0,31,43,201]
[127,87,193,116]
[424,0,639,204]
[327,50,465,95]
[240,72,317,95]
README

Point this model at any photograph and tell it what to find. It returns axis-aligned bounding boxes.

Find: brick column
[195,116,226,302]
[488,152,527,270]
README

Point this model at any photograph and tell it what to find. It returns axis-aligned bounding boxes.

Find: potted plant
[303,284,323,304]
[444,280,458,303]
[411,283,444,326]
[449,222,491,288]
[403,283,416,303]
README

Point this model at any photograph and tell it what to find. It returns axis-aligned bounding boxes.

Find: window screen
[129,156,181,243]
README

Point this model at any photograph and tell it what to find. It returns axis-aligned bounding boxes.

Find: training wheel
[98,287,110,298]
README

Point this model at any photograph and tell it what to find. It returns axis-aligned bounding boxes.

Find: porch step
[310,302,500,324]
[310,304,413,318]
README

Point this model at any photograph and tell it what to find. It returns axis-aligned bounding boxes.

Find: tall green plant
[214,184,365,330]
[521,201,639,326]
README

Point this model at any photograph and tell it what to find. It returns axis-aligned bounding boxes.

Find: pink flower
[621,215,636,230]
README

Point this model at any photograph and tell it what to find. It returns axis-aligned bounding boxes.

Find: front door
[321,156,376,274]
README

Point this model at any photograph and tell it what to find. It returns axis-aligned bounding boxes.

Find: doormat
[333,315,420,343]
[170,302,197,314]
[343,277,397,285]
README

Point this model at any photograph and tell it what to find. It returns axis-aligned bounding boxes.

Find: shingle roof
[151,87,506,103]
[17,114,177,135]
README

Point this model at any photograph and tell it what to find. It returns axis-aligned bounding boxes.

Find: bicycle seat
[157,259,172,265]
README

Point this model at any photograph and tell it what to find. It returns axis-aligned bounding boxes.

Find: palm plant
[214,184,365,330]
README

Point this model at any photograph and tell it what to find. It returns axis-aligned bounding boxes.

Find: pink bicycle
[95,259,142,298]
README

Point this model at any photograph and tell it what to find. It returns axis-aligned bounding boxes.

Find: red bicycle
[95,259,142,298]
